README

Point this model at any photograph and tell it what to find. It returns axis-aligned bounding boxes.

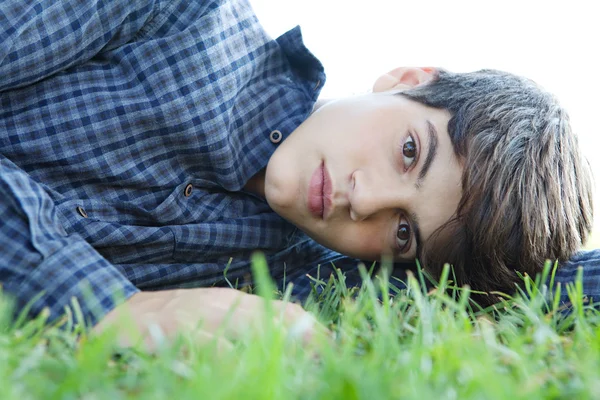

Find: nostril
[350,207,367,222]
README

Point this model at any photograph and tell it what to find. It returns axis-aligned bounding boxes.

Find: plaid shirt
[1,0,598,327]
[0,0,368,327]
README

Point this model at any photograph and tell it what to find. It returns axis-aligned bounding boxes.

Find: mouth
[308,161,333,220]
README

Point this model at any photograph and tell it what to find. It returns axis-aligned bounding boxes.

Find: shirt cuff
[8,235,139,329]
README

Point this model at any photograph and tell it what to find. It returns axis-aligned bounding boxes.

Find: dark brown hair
[399,69,594,306]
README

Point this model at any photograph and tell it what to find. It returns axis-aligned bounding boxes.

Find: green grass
[2,259,600,400]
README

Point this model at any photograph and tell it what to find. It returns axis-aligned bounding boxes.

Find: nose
[349,170,411,221]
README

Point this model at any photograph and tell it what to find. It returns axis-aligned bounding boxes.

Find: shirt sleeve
[0,0,160,92]
[0,155,139,328]
[553,249,600,307]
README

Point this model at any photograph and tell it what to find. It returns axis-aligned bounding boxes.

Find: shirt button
[269,130,282,144]
[76,206,88,218]
[184,183,193,197]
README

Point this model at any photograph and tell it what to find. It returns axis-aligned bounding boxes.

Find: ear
[372,67,437,93]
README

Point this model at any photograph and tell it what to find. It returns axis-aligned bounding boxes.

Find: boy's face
[265,68,463,262]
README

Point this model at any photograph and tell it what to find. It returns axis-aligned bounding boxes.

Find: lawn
[2,256,600,399]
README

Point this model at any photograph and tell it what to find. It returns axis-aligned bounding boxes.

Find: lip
[307,161,333,220]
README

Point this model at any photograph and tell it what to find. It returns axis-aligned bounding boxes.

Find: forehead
[391,93,451,121]
[412,109,462,252]
[369,93,462,257]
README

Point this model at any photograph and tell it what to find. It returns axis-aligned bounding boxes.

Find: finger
[179,288,329,345]
[190,329,235,353]
[286,311,318,343]
[141,324,235,354]
[222,292,329,345]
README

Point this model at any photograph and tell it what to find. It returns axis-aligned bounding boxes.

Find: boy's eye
[402,135,417,169]
[396,222,411,252]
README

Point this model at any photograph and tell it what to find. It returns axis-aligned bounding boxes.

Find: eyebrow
[415,120,439,189]
[411,211,422,260]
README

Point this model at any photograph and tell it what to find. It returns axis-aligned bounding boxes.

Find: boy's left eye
[402,135,417,169]
[396,222,411,253]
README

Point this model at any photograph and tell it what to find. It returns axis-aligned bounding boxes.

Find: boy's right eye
[402,135,417,170]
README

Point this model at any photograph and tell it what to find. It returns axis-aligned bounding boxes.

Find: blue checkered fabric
[552,250,600,307]
[0,0,359,327]
[1,0,598,328]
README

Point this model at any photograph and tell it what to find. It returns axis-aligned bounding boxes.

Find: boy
[0,0,595,346]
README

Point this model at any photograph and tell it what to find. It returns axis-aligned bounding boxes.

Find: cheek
[315,108,387,156]
[342,121,388,157]
[324,222,389,260]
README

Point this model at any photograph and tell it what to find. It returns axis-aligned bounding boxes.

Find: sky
[251,0,599,227]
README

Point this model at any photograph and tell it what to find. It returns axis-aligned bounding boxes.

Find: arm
[0,157,321,347]
[553,249,600,307]
[0,155,139,327]
[0,0,159,92]
[94,287,323,351]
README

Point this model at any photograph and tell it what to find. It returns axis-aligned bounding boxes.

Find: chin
[264,173,294,217]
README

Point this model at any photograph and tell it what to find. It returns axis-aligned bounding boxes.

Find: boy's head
[265,67,594,304]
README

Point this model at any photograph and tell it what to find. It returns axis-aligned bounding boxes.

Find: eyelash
[401,133,418,171]
[396,215,412,253]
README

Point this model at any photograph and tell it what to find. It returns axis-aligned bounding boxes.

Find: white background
[251,0,599,230]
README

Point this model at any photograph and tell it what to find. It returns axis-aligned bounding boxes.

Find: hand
[91,287,322,351]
